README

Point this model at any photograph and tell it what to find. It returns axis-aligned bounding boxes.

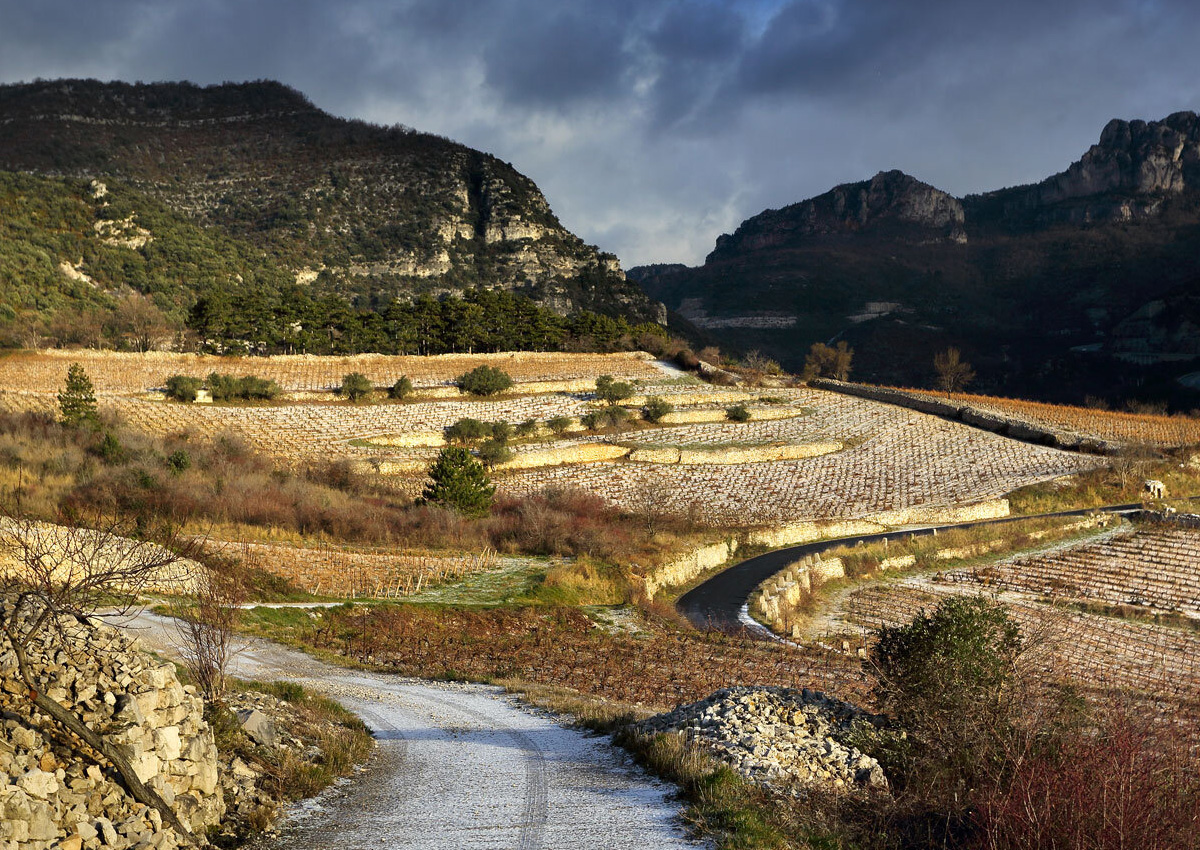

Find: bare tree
[171,564,244,703]
[0,507,203,844]
[802,341,854,382]
[628,476,674,537]
[933,347,976,397]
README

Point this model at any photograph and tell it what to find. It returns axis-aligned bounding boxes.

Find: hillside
[634,113,1200,408]
[0,79,663,349]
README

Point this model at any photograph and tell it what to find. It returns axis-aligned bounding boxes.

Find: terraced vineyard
[0,351,1101,528]
[0,349,664,393]
[896,387,1200,447]
[845,579,1200,709]
[832,525,1200,713]
[942,527,1200,618]
[205,539,502,598]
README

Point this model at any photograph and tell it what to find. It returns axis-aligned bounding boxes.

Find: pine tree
[58,362,99,427]
[420,447,495,517]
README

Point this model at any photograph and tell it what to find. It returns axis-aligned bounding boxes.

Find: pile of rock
[637,686,887,793]
[1,603,224,850]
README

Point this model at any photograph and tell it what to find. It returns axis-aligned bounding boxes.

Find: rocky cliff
[635,112,1200,407]
[0,79,660,324]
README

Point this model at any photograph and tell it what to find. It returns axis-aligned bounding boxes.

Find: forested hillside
[0,79,664,351]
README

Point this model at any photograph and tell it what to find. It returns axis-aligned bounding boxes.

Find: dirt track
[119,613,704,850]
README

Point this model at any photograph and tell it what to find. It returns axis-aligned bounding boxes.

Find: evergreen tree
[58,362,99,427]
[420,447,495,517]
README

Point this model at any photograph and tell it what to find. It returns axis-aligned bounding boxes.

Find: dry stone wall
[0,603,223,850]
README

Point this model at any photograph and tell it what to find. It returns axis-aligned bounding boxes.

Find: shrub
[642,397,673,423]
[445,418,492,445]
[725,404,751,422]
[476,439,514,467]
[580,411,603,430]
[515,419,539,438]
[206,373,281,402]
[869,595,1023,798]
[420,447,495,517]
[58,363,98,428]
[388,376,413,400]
[165,375,203,403]
[595,374,634,405]
[490,420,513,444]
[339,372,374,402]
[546,416,572,436]
[96,432,124,465]
[166,449,191,474]
[675,349,700,370]
[456,365,512,396]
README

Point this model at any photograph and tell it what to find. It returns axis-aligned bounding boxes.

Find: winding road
[122,614,704,850]
[677,505,1141,632]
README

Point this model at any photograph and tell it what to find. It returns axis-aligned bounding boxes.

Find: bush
[206,373,281,402]
[445,418,492,444]
[490,420,513,444]
[515,419,539,438]
[476,439,514,467]
[546,415,572,436]
[96,432,124,465]
[165,375,203,403]
[642,396,673,423]
[166,449,191,474]
[869,595,1023,798]
[675,349,700,370]
[339,372,374,402]
[456,365,512,396]
[580,411,603,430]
[388,376,413,400]
[420,447,495,517]
[595,374,634,405]
[725,404,751,422]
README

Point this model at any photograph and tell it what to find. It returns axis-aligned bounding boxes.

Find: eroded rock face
[0,602,224,850]
[709,170,967,260]
[637,686,887,794]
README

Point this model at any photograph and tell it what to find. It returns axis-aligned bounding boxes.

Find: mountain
[635,112,1200,407]
[0,78,663,349]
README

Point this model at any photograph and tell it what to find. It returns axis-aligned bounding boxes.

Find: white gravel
[115,611,705,850]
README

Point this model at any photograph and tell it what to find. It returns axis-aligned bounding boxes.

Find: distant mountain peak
[707,168,965,262]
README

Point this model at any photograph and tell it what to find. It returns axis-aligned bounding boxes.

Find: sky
[2,0,1200,268]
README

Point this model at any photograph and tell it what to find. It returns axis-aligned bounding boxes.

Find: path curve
[119,614,703,850]
[677,504,1141,632]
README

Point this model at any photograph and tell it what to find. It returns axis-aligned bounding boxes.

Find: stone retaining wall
[496,442,630,470]
[641,539,739,599]
[749,554,846,635]
[0,602,224,850]
[628,441,842,465]
[810,380,1121,455]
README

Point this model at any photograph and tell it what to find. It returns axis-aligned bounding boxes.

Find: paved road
[677,504,1141,632]
[119,614,704,850]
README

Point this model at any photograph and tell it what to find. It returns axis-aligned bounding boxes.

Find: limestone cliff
[0,79,660,323]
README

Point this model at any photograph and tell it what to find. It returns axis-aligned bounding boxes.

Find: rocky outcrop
[708,170,966,261]
[1025,112,1200,213]
[0,603,224,850]
[637,686,887,793]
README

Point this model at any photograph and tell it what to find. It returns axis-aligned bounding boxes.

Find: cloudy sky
[2,0,1199,267]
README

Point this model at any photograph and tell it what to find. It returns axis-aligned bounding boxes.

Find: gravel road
[118,613,703,850]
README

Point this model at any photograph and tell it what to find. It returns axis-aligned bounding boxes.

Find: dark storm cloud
[1,0,1199,266]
